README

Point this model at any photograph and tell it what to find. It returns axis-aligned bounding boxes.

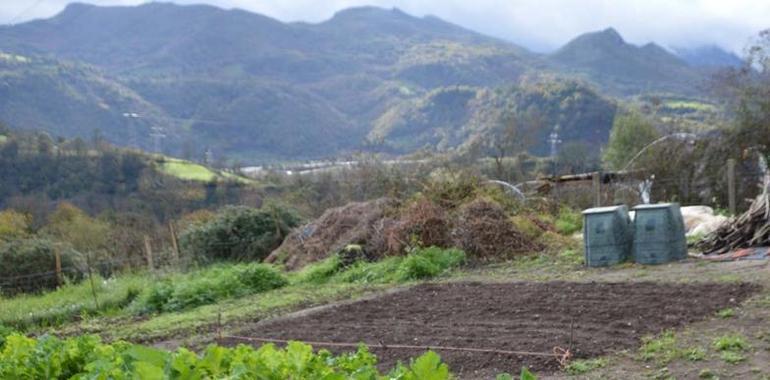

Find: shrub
[133,263,288,313]
[0,238,85,296]
[180,204,300,262]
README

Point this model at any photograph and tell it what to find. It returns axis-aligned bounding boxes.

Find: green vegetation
[0,274,144,329]
[554,207,583,235]
[0,238,85,295]
[0,333,454,379]
[131,263,287,314]
[564,357,608,375]
[716,308,735,319]
[180,204,300,262]
[603,112,661,170]
[296,246,466,285]
[713,334,749,365]
[159,159,219,181]
[640,330,679,364]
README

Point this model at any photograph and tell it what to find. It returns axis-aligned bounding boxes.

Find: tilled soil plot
[227,281,759,378]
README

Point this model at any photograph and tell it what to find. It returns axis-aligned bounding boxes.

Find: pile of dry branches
[698,175,770,255]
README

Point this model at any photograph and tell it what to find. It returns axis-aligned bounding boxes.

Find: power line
[7,0,47,25]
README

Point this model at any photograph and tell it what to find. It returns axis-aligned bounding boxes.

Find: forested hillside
[0,3,725,161]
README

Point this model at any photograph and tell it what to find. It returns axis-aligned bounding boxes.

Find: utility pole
[122,112,140,149]
[150,126,166,154]
[548,125,562,177]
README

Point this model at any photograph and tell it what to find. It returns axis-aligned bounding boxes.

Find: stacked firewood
[698,189,770,255]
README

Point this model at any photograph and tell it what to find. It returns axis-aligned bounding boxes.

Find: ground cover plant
[0,332,460,380]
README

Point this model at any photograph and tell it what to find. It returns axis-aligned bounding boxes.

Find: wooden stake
[86,253,100,309]
[54,246,62,287]
[168,222,180,263]
[727,158,736,215]
[144,235,154,271]
[592,171,602,207]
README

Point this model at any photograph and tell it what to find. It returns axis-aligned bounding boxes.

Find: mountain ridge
[0,3,730,161]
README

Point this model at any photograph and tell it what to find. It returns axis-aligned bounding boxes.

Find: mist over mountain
[0,2,735,161]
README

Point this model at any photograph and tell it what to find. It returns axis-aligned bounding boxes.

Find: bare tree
[486,111,541,181]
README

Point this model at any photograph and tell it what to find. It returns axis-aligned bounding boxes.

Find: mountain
[0,4,714,161]
[549,28,703,95]
[673,45,743,68]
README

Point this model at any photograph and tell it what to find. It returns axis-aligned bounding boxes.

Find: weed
[713,334,750,352]
[554,207,582,235]
[720,351,746,364]
[716,308,735,319]
[698,368,718,379]
[683,347,706,361]
[564,357,608,375]
[640,330,678,364]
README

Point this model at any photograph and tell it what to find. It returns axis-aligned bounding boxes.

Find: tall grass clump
[296,246,466,285]
[554,207,583,235]
[0,274,144,329]
[132,263,288,314]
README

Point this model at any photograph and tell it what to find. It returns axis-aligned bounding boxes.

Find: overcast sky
[1,0,767,53]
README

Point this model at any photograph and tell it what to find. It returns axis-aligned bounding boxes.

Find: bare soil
[227,281,758,379]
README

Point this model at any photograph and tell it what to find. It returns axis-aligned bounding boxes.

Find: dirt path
[224,281,758,379]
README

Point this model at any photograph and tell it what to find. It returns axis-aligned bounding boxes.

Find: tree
[43,202,111,257]
[602,112,660,170]
[486,112,539,180]
[0,210,31,242]
[558,141,600,174]
[715,29,770,151]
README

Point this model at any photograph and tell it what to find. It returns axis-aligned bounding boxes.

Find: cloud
[1,0,766,54]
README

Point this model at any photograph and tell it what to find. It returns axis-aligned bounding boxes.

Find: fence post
[592,171,602,207]
[727,158,736,215]
[54,246,62,287]
[144,235,154,271]
[169,222,180,263]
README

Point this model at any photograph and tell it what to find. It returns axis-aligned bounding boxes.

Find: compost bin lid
[633,203,679,211]
[582,205,627,215]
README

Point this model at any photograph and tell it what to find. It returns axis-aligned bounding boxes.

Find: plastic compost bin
[631,203,687,264]
[582,205,633,267]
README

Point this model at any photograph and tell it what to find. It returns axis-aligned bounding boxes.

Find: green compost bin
[582,205,633,267]
[632,203,687,264]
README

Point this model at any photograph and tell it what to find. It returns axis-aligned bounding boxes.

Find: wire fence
[546,167,768,212]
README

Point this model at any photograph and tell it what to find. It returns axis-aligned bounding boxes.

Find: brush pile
[698,190,770,254]
[268,192,550,270]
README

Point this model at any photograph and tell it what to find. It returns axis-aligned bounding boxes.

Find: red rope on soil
[220,335,571,362]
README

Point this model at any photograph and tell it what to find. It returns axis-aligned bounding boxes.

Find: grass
[564,357,608,375]
[554,207,582,235]
[713,333,750,365]
[159,159,218,181]
[639,331,708,366]
[6,247,467,345]
[295,246,466,286]
[0,274,145,329]
[130,263,288,314]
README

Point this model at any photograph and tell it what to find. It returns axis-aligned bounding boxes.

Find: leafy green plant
[0,333,458,379]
